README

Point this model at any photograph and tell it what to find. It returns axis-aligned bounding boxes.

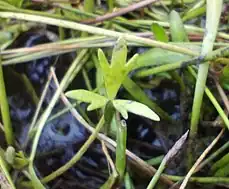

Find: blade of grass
[28,50,87,188]
[130,20,229,40]
[190,0,223,138]
[124,172,135,189]
[134,46,229,78]
[146,155,164,166]
[22,72,53,149]
[27,67,104,184]
[0,1,78,21]
[188,67,229,129]
[195,141,229,173]
[81,0,94,37]
[0,12,197,56]
[180,129,224,189]
[100,140,118,189]
[123,77,172,121]
[0,57,14,145]
[100,172,118,189]
[115,117,127,182]
[82,0,159,24]
[182,5,206,22]
[146,131,188,189]
[166,175,229,184]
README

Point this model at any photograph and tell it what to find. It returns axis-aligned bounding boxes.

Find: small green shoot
[5,147,29,170]
[66,38,160,122]
[65,38,160,187]
[115,118,127,182]
[98,38,138,100]
[219,65,229,90]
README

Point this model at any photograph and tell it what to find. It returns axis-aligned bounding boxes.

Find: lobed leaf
[98,37,138,99]
[65,90,108,111]
[113,99,160,121]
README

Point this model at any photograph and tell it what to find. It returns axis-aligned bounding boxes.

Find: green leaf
[211,153,229,173]
[220,65,229,90]
[113,101,128,119]
[104,101,115,124]
[4,146,15,165]
[13,151,29,169]
[65,90,108,111]
[214,164,229,177]
[135,48,190,69]
[0,31,13,45]
[6,0,24,8]
[98,48,110,72]
[113,99,160,121]
[98,38,138,99]
[123,77,171,121]
[115,119,127,181]
[111,37,127,68]
[169,10,189,42]
[104,101,116,134]
[151,23,169,42]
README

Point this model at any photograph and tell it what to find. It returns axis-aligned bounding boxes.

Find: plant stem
[146,131,188,189]
[124,172,135,189]
[82,0,159,24]
[188,67,229,129]
[81,0,95,37]
[115,116,127,182]
[28,50,88,188]
[0,2,78,22]
[135,46,229,78]
[146,159,166,189]
[180,129,224,189]
[182,5,206,22]
[129,20,229,40]
[0,57,14,145]
[190,0,223,138]
[166,175,229,184]
[146,155,164,166]
[107,0,114,11]
[0,154,16,189]
[0,12,197,56]
[195,141,229,173]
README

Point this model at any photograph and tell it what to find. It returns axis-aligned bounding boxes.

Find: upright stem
[190,62,209,137]
[190,0,223,138]
[81,0,95,37]
[0,57,14,145]
[28,50,87,188]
